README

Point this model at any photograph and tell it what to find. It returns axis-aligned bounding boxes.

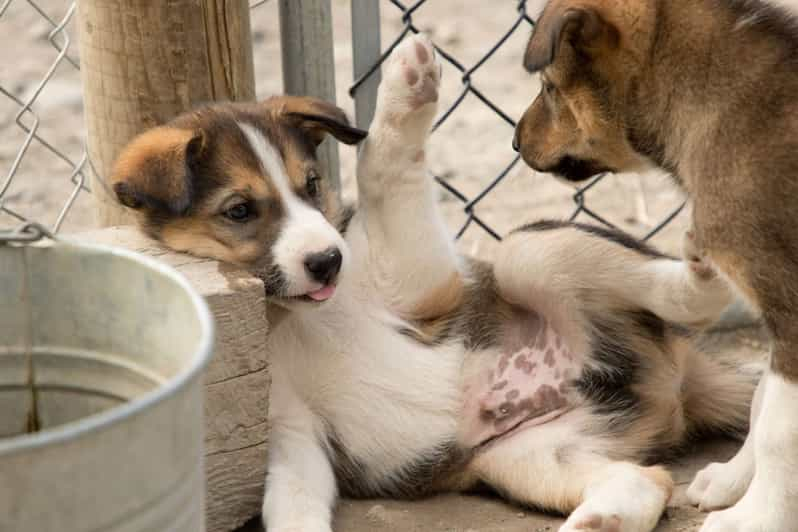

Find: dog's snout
[304,247,343,285]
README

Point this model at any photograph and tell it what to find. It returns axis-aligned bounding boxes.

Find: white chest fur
[267,286,464,482]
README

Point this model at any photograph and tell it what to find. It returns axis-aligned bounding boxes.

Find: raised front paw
[377,33,442,126]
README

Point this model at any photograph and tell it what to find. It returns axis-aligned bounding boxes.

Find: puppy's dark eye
[306,170,321,198]
[224,202,253,222]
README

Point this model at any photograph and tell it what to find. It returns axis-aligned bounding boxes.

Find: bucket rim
[0,238,215,454]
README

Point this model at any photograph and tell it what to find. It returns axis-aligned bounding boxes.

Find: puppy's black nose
[512,134,520,153]
[304,247,343,285]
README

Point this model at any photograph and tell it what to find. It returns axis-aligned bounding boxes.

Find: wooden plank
[278,0,341,189]
[77,0,256,227]
[351,0,381,129]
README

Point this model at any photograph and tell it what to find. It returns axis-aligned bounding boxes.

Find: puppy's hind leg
[470,421,672,532]
[495,224,734,329]
[356,35,462,320]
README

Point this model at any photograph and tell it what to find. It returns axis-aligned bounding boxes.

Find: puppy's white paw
[377,33,441,128]
[265,519,332,532]
[560,465,669,532]
[560,511,622,532]
[686,458,753,511]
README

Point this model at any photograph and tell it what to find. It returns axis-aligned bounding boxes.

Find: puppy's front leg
[262,382,336,532]
[357,35,462,320]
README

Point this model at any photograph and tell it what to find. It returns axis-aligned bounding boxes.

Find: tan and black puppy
[515,1,798,530]
[110,96,366,300]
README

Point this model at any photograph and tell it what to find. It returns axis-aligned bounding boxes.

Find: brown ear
[110,127,205,216]
[523,7,617,72]
[264,95,368,146]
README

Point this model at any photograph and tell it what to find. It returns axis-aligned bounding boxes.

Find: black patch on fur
[514,219,669,259]
[328,433,469,499]
[575,316,643,429]
[727,0,798,50]
[546,156,611,182]
[257,262,290,298]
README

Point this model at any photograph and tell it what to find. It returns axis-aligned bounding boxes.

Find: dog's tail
[681,339,764,439]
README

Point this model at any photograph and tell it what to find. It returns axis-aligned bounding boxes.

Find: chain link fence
[1,0,685,243]
[350,0,685,242]
[0,0,86,233]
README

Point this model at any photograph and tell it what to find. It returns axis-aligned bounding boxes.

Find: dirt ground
[0,2,769,531]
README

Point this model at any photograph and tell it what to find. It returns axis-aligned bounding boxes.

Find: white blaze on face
[238,122,347,296]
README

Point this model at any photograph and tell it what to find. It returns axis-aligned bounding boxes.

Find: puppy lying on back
[110,35,755,532]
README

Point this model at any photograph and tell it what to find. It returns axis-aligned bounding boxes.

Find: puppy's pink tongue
[307,285,335,301]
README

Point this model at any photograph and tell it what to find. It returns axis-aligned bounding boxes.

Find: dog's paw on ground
[559,512,622,532]
[686,459,752,512]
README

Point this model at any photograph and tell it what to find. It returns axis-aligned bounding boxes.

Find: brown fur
[516,0,798,379]
[109,96,367,271]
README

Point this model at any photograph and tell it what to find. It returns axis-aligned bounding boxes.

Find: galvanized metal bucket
[0,225,214,532]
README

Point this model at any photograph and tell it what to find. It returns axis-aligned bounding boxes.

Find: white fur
[561,463,668,532]
[687,374,765,511]
[699,372,798,532]
[262,36,464,531]
[260,35,735,532]
[238,122,348,297]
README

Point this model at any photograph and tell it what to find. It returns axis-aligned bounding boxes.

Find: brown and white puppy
[111,95,365,302]
[515,1,798,530]
[112,36,755,532]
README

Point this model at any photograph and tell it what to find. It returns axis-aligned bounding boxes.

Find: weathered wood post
[77,3,268,531]
[351,0,381,129]
[77,0,256,227]
[278,0,341,188]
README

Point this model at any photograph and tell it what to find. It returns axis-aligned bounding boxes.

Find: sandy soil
[1,0,690,258]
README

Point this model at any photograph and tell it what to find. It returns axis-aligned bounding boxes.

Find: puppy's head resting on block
[109,96,367,304]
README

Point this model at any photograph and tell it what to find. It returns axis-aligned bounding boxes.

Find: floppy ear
[264,95,368,146]
[524,7,618,72]
[110,127,205,216]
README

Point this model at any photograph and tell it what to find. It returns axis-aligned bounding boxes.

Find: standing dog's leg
[687,375,765,510]
[689,214,798,532]
[355,34,462,320]
[470,421,673,532]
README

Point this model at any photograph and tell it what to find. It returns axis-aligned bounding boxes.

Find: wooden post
[278,0,341,189]
[77,0,256,227]
[351,0,381,130]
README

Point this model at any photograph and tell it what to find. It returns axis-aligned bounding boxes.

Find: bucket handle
[0,222,55,244]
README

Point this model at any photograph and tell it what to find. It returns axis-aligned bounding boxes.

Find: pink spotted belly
[461,312,582,448]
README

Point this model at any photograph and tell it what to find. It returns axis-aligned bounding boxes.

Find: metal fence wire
[0,0,87,233]
[350,0,685,242]
[1,0,684,242]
